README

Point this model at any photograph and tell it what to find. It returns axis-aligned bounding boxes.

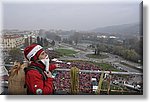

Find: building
[2,34,24,50]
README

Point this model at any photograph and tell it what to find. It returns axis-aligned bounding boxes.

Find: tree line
[93,43,142,64]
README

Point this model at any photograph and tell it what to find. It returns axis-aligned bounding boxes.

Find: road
[56,43,142,74]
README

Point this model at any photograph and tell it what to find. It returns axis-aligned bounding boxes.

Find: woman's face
[38,51,47,60]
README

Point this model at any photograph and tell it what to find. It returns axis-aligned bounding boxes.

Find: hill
[92,23,140,36]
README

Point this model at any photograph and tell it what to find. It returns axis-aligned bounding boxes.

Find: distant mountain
[92,23,140,35]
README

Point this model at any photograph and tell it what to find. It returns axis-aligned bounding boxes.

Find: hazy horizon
[3,1,141,31]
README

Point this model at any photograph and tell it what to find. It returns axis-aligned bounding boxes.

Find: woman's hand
[44,71,52,78]
[55,64,60,68]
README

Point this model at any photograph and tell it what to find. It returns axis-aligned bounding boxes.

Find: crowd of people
[53,61,102,94]
[52,61,142,94]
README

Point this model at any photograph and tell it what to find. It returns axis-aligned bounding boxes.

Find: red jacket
[25,61,56,95]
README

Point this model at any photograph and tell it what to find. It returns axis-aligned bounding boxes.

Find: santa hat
[24,44,44,61]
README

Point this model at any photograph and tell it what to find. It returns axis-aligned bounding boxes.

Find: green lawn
[55,48,77,57]
[90,62,121,71]
[86,54,109,59]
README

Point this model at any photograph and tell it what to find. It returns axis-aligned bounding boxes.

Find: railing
[55,68,143,75]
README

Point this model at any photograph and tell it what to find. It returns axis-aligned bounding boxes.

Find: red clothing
[25,61,56,95]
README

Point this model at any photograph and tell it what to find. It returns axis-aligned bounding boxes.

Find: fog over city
[3,1,141,31]
[0,0,143,95]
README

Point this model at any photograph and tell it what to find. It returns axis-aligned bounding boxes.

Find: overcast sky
[3,1,142,31]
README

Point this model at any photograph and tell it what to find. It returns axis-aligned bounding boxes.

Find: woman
[24,44,59,95]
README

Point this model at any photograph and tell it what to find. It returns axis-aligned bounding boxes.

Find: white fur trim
[27,45,43,61]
